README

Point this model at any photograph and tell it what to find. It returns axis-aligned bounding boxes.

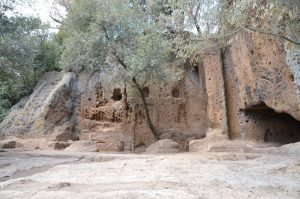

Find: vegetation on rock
[1,0,299,136]
[0,0,62,121]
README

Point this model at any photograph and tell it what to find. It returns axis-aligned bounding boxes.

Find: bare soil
[0,149,299,199]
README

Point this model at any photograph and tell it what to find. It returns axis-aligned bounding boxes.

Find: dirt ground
[0,148,299,199]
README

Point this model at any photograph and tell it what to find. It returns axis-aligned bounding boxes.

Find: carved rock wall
[75,67,209,151]
[222,32,300,143]
[202,50,228,138]
[1,32,299,150]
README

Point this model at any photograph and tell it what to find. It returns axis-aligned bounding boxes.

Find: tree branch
[191,28,242,41]
[112,52,128,70]
[49,14,63,24]
[242,26,300,45]
[193,3,201,36]
[192,26,300,46]
[100,24,129,69]
[101,24,112,41]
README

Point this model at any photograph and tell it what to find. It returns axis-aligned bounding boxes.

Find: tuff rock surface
[1,32,300,151]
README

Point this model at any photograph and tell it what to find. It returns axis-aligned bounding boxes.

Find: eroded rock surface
[74,66,208,151]
[65,140,98,152]
[0,72,74,138]
[222,32,300,143]
[145,139,179,154]
[1,32,300,151]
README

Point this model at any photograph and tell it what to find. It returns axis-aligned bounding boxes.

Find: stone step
[90,127,116,133]
[79,130,121,141]
[97,141,124,152]
[96,122,114,128]
[207,142,247,153]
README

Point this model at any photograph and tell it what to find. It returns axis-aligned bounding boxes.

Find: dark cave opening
[112,88,122,101]
[193,65,200,81]
[143,87,150,97]
[243,102,300,144]
[172,88,180,98]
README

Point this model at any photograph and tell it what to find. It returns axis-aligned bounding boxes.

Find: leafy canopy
[61,0,183,86]
[0,0,61,122]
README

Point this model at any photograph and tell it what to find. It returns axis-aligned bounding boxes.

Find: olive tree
[151,0,300,45]
[60,0,299,138]
[61,0,183,139]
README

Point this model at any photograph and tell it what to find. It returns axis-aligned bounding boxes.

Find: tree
[181,0,300,45]
[144,0,300,46]
[139,0,300,66]
[50,0,72,25]
[61,0,183,139]
[0,0,60,122]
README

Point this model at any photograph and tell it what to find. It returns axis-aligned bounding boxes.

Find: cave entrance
[243,102,300,144]
[112,88,122,101]
[192,65,200,81]
[143,87,149,97]
[172,88,180,98]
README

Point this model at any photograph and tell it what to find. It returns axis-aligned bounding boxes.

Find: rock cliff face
[75,67,208,151]
[0,72,74,139]
[1,32,299,150]
[222,32,300,143]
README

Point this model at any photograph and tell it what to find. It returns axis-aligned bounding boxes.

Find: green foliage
[61,0,183,84]
[0,1,61,122]
[58,0,300,74]
[60,0,188,138]
[1,0,298,124]
[222,0,299,34]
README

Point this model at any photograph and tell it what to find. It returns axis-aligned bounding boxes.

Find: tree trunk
[132,78,160,140]
[112,52,160,140]
[193,3,202,37]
